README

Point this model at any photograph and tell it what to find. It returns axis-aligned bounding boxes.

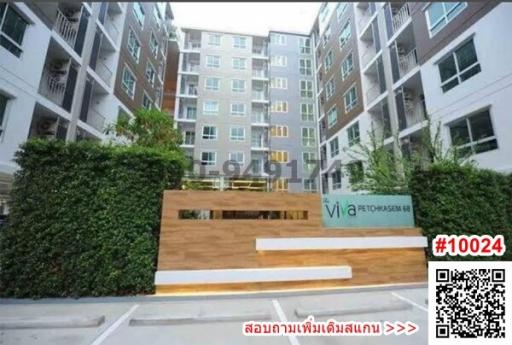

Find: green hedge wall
[0,139,184,298]
[410,164,512,260]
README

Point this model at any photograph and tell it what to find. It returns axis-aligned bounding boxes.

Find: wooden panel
[156,191,427,292]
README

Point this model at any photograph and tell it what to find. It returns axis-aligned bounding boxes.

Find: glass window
[348,122,360,146]
[203,101,219,115]
[339,20,351,49]
[299,37,311,54]
[206,55,220,68]
[337,3,348,20]
[229,152,244,165]
[271,125,288,137]
[302,152,316,171]
[132,2,145,26]
[272,178,289,192]
[299,59,312,76]
[302,127,315,147]
[331,169,342,189]
[202,126,217,140]
[344,86,358,112]
[233,36,247,49]
[145,62,156,86]
[185,106,197,119]
[330,138,339,157]
[127,30,141,62]
[201,151,216,165]
[326,79,335,100]
[232,57,247,70]
[142,92,152,109]
[230,103,246,116]
[271,77,288,89]
[208,33,221,46]
[327,107,337,128]
[0,93,9,133]
[270,151,289,163]
[324,51,333,71]
[271,55,287,67]
[271,101,288,113]
[438,39,480,92]
[270,33,286,45]
[426,2,467,36]
[341,53,354,79]
[230,127,245,141]
[449,109,497,156]
[149,33,158,57]
[300,80,313,98]
[303,178,317,192]
[0,3,29,57]
[121,67,136,98]
[205,77,220,91]
[301,103,314,122]
[323,25,331,47]
[231,79,246,93]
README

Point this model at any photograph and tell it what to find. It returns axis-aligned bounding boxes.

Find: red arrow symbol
[395,322,406,335]
[406,322,419,335]
[384,322,395,335]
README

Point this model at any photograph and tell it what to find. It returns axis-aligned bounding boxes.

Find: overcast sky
[169,2,322,36]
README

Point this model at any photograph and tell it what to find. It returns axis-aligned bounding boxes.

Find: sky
[169,2,322,36]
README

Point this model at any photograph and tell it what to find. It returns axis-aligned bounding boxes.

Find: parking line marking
[90,304,139,345]
[272,299,300,345]
[391,292,428,313]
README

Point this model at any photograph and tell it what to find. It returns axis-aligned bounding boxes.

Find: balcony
[95,59,113,86]
[179,84,198,98]
[184,41,201,51]
[396,73,426,132]
[251,112,269,125]
[181,63,200,73]
[85,107,106,132]
[252,69,268,79]
[357,2,376,32]
[251,138,270,150]
[252,48,268,59]
[176,103,197,122]
[54,9,78,48]
[252,91,269,102]
[391,4,410,36]
[39,70,66,107]
[103,17,120,44]
[398,48,418,79]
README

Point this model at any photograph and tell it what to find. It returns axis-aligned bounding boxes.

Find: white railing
[365,83,380,104]
[87,107,106,132]
[182,64,199,72]
[95,59,113,86]
[392,4,410,34]
[251,137,269,148]
[181,86,198,96]
[251,113,269,123]
[398,48,418,78]
[178,111,197,120]
[104,17,119,43]
[252,91,268,101]
[185,41,201,49]
[252,48,268,57]
[403,101,426,129]
[54,10,78,48]
[252,69,268,78]
[39,70,66,106]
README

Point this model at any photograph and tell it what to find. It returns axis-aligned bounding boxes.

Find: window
[337,3,348,20]
[327,107,337,128]
[251,159,263,175]
[231,79,246,93]
[325,78,335,100]
[0,3,29,57]
[208,33,221,46]
[127,30,141,63]
[347,161,364,184]
[186,106,197,119]
[331,169,342,190]
[145,62,156,86]
[232,57,247,70]
[341,53,354,79]
[330,138,339,157]
[448,109,497,156]
[301,104,314,122]
[339,20,351,49]
[302,152,316,171]
[271,101,288,113]
[202,126,217,140]
[183,131,195,145]
[229,152,244,165]
[153,6,162,27]
[132,2,145,26]
[142,92,152,109]
[270,33,286,45]
[438,39,480,92]
[121,67,136,98]
[299,59,312,76]
[426,2,467,36]
[270,151,289,163]
[344,86,358,112]
[324,51,333,71]
[201,151,216,165]
[271,55,287,67]
[203,101,219,115]
[149,32,158,57]
[233,36,247,49]
[271,125,288,137]
[300,80,313,98]
[302,128,315,147]
[205,77,220,91]
[206,55,220,68]
[271,77,288,89]
[322,25,331,47]
[230,126,245,141]
[347,122,360,146]
[298,37,311,54]
[303,179,317,192]
[230,103,246,116]
[0,93,8,134]
[272,178,289,192]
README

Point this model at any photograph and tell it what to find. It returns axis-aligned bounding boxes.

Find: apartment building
[0,2,174,213]
[313,2,512,194]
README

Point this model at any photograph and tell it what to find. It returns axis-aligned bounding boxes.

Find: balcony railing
[361,45,376,67]
[86,107,106,132]
[252,48,268,56]
[54,9,78,48]
[391,4,410,34]
[180,87,198,96]
[39,70,66,106]
[177,111,197,120]
[252,69,268,78]
[252,91,268,101]
[104,17,119,43]
[182,64,199,72]
[183,135,195,145]
[95,59,113,86]
[365,83,380,105]
[184,41,201,50]
[251,137,269,148]
[398,49,418,78]
[251,112,269,123]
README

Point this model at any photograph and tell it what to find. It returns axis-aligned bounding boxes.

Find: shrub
[410,163,512,260]
[0,139,184,298]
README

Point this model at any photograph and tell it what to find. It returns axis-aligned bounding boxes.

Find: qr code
[429,261,511,344]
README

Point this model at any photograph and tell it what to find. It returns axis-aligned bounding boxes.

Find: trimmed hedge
[0,139,184,298]
[411,164,512,260]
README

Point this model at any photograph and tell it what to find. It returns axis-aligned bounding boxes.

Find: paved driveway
[0,284,427,345]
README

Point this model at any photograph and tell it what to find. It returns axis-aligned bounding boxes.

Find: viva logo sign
[324,200,357,218]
